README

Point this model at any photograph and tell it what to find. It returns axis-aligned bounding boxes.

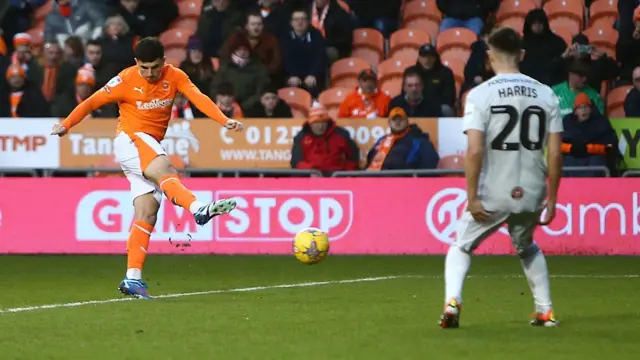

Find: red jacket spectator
[291,102,359,174]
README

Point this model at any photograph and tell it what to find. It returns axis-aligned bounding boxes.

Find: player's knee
[133,193,160,225]
[517,242,540,259]
[144,155,177,183]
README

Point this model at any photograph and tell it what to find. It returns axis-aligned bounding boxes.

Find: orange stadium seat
[170,18,199,32]
[438,154,465,176]
[440,56,465,95]
[330,57,370,89]
[402,0,442,40]
[377,56,415,83]
[380,78,403,98]
[165,48,187,63]
[389,28,431,59]
[544,0,584,35]
[496,0,537,23]
[436,27,477,64]
[165,58,182,67]
[35,0,53,22]
[606,86,632,117]
[159,28,195,49]
[551,27,574,45]
[589,0,618,29]
[351,28,385,67]
[177,0,202,18]
[583,26,618,59]
[498,16,525,34]
[319,87,349,119]
[278,87,312,119]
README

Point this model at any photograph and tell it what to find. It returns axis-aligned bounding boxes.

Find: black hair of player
[134,37,165,63]
[487,27,522,57]
[218,82,235,96]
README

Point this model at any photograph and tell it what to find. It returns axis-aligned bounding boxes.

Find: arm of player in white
[462,92,489,202]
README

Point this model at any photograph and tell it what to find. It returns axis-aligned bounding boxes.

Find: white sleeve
[548,93,564,133]
[462,90,488,133]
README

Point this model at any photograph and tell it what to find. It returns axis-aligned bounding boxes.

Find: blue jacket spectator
[366,107,440,170]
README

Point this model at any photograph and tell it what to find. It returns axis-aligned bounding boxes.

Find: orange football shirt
[61,64,229,141]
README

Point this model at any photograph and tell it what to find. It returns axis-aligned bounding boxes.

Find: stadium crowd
[0,0,638,175]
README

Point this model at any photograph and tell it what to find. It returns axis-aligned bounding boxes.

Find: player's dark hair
[86,39,101,48]
[487,27,522,57]
[218,82,235,96]
[134,37,165,62]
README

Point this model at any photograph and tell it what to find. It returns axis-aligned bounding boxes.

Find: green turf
[0,255,639,360]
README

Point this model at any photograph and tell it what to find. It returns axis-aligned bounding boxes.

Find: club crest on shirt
[162,80,170,91]
[106,76,122,88]
[511,187,524,200]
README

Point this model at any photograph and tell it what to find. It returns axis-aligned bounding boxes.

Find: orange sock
[159,174,197,210]
[126,220,154,278]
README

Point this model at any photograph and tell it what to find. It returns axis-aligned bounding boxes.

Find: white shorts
[113,132,166,204]
[455,211,540,255]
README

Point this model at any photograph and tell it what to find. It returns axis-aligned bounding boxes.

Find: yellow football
[292,227,330,264]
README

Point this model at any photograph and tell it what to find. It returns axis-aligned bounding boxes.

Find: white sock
[520,248,553,313]
[444,245,471,304]
[126,268,142,280]
[189,200,205,214]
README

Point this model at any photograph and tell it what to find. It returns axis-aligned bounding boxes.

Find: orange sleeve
[174,69,228,125]
[60,81,122,130]
[337,94,353,118]
[561,143,572,154]
[586,144,607,155]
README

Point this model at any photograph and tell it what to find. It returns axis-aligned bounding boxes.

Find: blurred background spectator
[110,0,178,38]
[520,9,566,87]
[4,63,50,117]
[307,0,353,62]
[196,0,243,58]
[554,60,605,116]
[624,66,640,116]
[413,43,456,116]
[99,15,137,71]
[214,81,245,119]
[436,0,499,35]
[180,36,215,95]
[389,67,441,117]
[44,0,104,47]
[338,69,390,118]
[245,84,293,118]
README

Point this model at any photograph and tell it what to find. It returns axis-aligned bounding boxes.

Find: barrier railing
[42,168,322,178]
[561,166,610,177]
[622,170,640,177]
[332,169,464,177]
[0,168,39,177]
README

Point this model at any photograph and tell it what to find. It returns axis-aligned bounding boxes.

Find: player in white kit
[439,27,563,328]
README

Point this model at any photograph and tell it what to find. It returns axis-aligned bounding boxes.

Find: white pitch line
[0,274,637,314]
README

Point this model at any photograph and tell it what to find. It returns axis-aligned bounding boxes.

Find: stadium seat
[389,28,431,59]
[35,0,53,22]
[498,16,525,34]
[436,27,477,64]
[438,154,465,176]
[319,87,349,119]
[165,48,187,63]
[496,0,537,24]
[377,57,415,84]
[330,57,370,89]
[177,0,202,18]
[606,85,632,117]
[165,58,182,67]
[170,18,199,32]
[380,78,403,98]
[589,0,618,30]
[440,56,465,96]
[351,28,385,67]
[278,87,313,119]
[402,0,442,40]
[583,26,618,59]
[551,27,574,45]
[159,28,194,49]
[544,0,584,35]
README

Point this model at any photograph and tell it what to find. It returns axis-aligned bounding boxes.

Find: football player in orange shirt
[51,38,243,299]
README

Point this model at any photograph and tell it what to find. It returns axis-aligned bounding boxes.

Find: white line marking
[0,274,637,314]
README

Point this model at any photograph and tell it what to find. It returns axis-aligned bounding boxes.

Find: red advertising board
[0,178,636,254]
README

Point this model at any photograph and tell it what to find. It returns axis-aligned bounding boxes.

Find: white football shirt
[462,73,563,213]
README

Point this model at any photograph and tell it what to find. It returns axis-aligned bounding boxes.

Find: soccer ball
[293,227,330,264]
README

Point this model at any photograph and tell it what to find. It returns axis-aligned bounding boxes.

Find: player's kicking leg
[145,154,236,225]
[508,213,558,327]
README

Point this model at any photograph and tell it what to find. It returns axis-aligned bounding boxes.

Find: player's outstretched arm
[52,86,119,136]
[465,129,485,202]
[177,75,243,132]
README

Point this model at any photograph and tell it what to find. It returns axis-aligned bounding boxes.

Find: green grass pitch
[0,255,639,360]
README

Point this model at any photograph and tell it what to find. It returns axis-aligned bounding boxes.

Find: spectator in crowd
[62,35,85,68]
[346,0,402,37]
[249,0,293,37]
[214,81,245,119]
[307,0,353,62]
[617,6,640,82]
[99,15,136,71]
[563,34,618,93]
[44,0,104,47]
[220,12,282,86]
[84,39,120,90]
[12,33,43,85]
[520,9,567,87]
[337,69,390,118]
[0,42,9,117]
[112,0,178,38]
[414,44,456,117]
[245,84,293,118]
[291,102,359,175]
[389,67,442,117]
[40,41,77,101]
[52,67,117,118]
[553,60,605,116]
[180,36,216,95]
[171,92,196,120]
[461,30,493,96]
[4,63,50,117]
[435,0,499,35]
[561,93,619,177]
[2,1,48,40]
[210,35,270,112]
[0,34,7,56]
[618,0,640,41]
[280,8,328,98]
[624,66,640,117]
[196,0,244,58]
[365,107,439,171]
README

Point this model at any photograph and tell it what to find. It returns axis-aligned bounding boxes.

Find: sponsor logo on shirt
[136,99,174,110]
